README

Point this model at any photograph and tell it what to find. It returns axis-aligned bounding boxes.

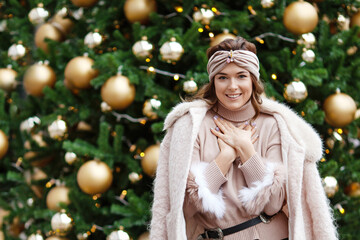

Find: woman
[150,37,338,240]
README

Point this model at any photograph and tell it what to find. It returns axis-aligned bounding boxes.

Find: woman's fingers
[251,134,259,144]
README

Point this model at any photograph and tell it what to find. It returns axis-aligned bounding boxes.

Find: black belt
[197,212,274,240]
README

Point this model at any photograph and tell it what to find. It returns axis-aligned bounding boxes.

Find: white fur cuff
[191,162,226,219]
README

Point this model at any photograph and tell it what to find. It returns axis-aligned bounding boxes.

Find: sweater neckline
[213,100,256,122]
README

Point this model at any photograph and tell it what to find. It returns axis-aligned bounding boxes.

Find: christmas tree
[0,0,360,239]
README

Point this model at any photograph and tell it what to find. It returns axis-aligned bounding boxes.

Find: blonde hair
[186,37,264,121]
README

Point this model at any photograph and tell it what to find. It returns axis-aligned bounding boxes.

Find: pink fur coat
[150,98,338,240]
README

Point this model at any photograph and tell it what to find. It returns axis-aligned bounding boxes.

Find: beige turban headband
[207,50,260,82]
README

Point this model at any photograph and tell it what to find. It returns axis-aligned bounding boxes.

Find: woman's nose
[228,78,238,90]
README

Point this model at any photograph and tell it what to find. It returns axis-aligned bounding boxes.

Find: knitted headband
[207,50,260,82]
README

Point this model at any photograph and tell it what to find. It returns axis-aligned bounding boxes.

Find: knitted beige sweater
[183,101,288,239]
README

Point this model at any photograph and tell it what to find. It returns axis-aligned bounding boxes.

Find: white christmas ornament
[107,230,130,240]
[84,32,102,48]
[8,43,26,60]
[28,6,49,24]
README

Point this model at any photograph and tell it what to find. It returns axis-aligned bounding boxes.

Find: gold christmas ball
[323,91,357,127]
[24,151,54,168]
[0,67,17,92]
[124,0,157,24]
[48,119,68,140]
[24,167,47,198]
[283,1,318,35]
[101,75,136,110]
[0,130,9,160]
[107,230,130,240]
[77,160,113,195]
[210,31,236,47]
[8,217,25,237]
[322,176,338,198]
[51,211,73,236]
[143,98,161,120]
[138,231,149,240]
[132,36,153,59]
[8,43,26,60]
[160,38,185,63]
[23,63,56,96]
[64,56,98,89]
[350,11,360,28]
[141,144,160,177]
[0,208,10,226]
[70,0,99,7]
[50,8,74,35]
[28,233,44,240]
[345,182,360,197]
[283,80,308,103]
[46,186,71,211]
[35,23,63,52]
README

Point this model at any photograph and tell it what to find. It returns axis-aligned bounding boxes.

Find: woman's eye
[238,75,247,78]
[218,76,227,80]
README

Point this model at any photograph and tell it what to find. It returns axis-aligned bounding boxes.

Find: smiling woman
[150,37,338,240]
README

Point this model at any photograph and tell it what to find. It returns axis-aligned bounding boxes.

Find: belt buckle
[197,228,224,240]
[259,212,271,224]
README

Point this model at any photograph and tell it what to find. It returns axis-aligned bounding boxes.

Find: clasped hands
[210,116,258,164]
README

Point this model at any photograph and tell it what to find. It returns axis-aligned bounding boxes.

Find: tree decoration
[192,7,215,25]
[301,49,315,63]
[160,37,184,63]
[0,20,6,32]
[20,116,41,133]
[138,232,149,240]
[84,31,102,48]
[64,55,98,89]
[51,210,73,236]
[347,46,357,56]
[49,8,74,36]
[350,10,360,28]
[46,186,71,211]
[141,144,160,177]
[261,0,275,8]
[8,43,26,60]
[48,118,68,140]
[46,236,69,240]
[65,152,77,165]
[0,67,17,92]
[24,167,47,198]
[77,160,113,195]
[101,74,136,110]
[34,23,63,52]
[323,90,357,127]
[142,98,161,120]
[28,4,49,25]
[345,182,360,197]
[0,130,9,160]
[107,229,130,240]
[183,79,198,93]
[28,233,44,240]
[337,14,350,31]
[322,176,339,198]
[132,36,153,59]
[124,0,157,24]
[70,0,99,7]
[101,101,112,112]
[283,79,308,103]
[23,61,56,96]
[76,233,89,240]
[283,0,318,35]
[297,33,316,48]
[210,30,236,47]
[128,172,141,183]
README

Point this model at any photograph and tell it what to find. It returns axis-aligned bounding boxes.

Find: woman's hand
[210,116,258,163]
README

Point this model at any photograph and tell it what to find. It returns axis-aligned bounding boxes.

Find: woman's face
[214,63,253,111]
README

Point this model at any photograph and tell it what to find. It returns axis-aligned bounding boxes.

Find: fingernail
[213,115,218,119]
[244,121,249,125]
[220,117,224,120]
[215,127,219,131]
[251,122,256,127]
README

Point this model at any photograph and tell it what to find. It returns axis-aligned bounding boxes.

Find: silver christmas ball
[301,49,315,63]
[106,230,130,240]
[128,172,141,183]
[298,33,316,48]
[20,116,41,133]
[28,233,44,240]
[8,43,26,60]
[28,5,49,25]
[0,20,7,32]
[84,32,102,48]
[183,79,198,93]
[132,37,154,59]
[192,8,214,25]
[51,211,73,236]
[160,38,184,63]
[261,0,275,8]
[65,152,77,165]
[48,119,67,140]
[283,80,308,103]
[322,176,339,198]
